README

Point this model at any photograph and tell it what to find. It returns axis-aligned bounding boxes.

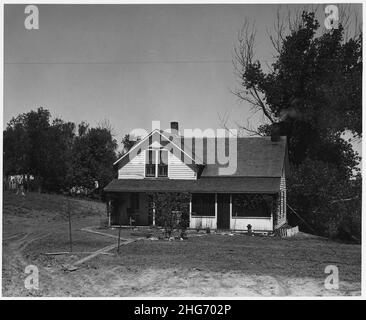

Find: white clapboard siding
[276,171,287,227]
[118,151,145,179]
[230,216,273,231]
[190,216,216,229]
[168,152,196,180]
[278,226,299,237]
[118,149,196,180]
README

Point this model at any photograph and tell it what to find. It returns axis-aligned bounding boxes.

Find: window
[191,193,215,216]
[158,150,168,177]
[145,149,169,178]
[145,150,156,177]
[232,194,272,218]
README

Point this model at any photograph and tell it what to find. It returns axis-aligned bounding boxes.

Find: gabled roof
[114,128,287,178]
[192,136,287,177]
[113,129,199,167]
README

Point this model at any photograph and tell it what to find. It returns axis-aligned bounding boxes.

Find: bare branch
[218,111,239,137]
[232,18,275,126]
[235,119,265,137]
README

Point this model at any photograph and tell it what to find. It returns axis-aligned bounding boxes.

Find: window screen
[232,194,272,217]
[191,193,215,216]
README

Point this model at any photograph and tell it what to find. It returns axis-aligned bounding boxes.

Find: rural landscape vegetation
[2,7,362,296]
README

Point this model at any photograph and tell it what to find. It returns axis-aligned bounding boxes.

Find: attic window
[145,150,156,177]
[158,150,168,177]
[145,149,169,178]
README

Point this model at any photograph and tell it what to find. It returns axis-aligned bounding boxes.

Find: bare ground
[2,191,361,297]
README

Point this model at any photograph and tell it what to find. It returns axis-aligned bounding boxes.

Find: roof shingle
[104,177,281,193]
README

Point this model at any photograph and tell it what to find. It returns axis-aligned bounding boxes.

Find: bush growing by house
[147,192,190,239]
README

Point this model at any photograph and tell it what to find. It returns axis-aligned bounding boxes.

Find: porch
[105,191,277,232]
[104,177,284,231]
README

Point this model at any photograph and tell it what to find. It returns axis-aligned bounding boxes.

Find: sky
[3,3,362,154]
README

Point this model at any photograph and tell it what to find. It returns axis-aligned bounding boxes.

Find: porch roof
[104,177,281,194]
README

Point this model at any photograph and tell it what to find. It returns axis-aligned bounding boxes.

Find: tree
[122,134,139,153]
[3,108,76,192]
[231,10,361,240]
[22,108,52,191]
[67,123,118,195]
[233,10,361,138]
[3,114,31,178]
[44,118,75,192]
[3,108,117,196]
[287,159,361,240]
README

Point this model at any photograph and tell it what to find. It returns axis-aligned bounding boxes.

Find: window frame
[145,149,169,178]
[158,149,169,177]
[145,149,156,177]
[231,193,272,218]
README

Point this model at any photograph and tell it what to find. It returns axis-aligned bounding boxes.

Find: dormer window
[145,149,169,178]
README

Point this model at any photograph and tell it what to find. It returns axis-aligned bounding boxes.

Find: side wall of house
[274,170,287,229]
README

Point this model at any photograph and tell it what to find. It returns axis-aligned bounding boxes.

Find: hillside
[2,191,361,297]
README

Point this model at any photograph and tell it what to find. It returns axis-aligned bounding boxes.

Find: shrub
[147,192,190,239]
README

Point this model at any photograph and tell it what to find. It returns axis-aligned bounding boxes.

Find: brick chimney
[271,123,281,142]
[170,121,179,135]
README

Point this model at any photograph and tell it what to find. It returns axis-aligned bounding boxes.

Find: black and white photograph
[1,2,363,299]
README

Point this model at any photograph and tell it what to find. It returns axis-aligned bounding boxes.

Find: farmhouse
[104,122,288,232]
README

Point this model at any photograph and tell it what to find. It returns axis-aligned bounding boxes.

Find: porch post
[230,194,232,230]
[215,193,217,229]
[152,202,156,226]
[189,194,192,228]
[106,196,111,227]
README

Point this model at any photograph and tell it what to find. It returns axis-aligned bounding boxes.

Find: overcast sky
[4,3,362,154]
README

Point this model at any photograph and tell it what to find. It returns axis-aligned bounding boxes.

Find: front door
[217,194,230,229]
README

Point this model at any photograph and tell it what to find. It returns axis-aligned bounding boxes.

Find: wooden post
[215,193,217,230]
[117,227,121,254]
[68,199,73,253]
[152,202,156,226]
[230,194,232,230]
[117,215,122,254]
[189,194,192,229]
[107,199,111,227]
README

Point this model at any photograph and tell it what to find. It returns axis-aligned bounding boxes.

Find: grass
[3,191,104,218]
[2,191,362,296]
[91,234,360,283]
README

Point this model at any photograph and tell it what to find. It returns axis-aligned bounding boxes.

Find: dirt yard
[2,191,361,297]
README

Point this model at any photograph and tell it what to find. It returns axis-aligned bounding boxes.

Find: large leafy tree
[44,118,75,192]
[232,11,361,240]
[3,114,31,177]
[4,108,76,192]
[4,108,117,195]
[67,123,118,192]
